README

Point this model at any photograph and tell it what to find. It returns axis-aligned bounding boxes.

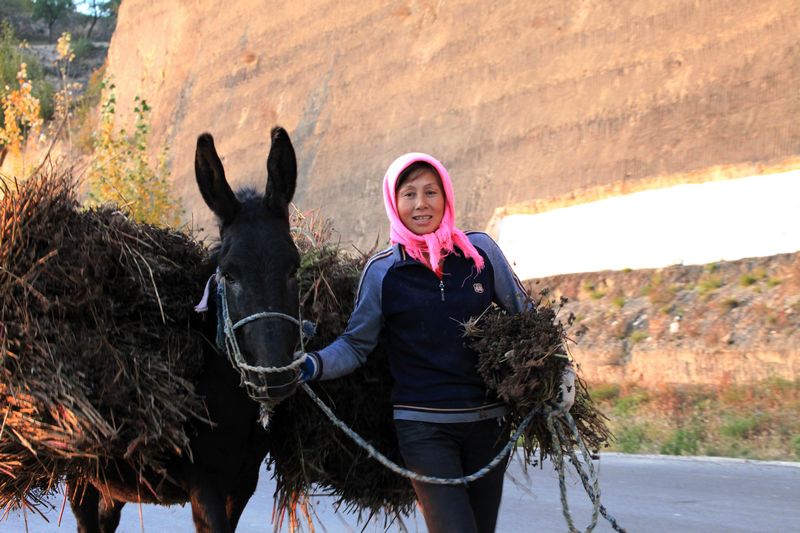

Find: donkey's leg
[188,479,232,533]
[225,469,260,530]
[98,495,124,533]
[67,482,101,533]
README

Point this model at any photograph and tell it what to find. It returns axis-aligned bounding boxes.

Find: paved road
[5,454,799,532]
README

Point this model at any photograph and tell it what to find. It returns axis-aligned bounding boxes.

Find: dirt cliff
[104,0,799,247]
[533,252,800,385]
[100,0,800,385]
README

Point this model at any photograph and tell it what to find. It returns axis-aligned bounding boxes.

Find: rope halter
[212,271,314,410]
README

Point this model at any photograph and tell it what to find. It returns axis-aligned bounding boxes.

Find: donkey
[68,127,303,532]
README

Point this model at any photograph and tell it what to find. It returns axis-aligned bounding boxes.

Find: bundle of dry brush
[0,166,208,512]
[469,294,612,463]
[268,215,611,527]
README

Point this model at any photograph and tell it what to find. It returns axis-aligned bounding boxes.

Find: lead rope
[210,275,625,531]
[301,382,536,485]
[546,409,627,533]
[302,380,626,532]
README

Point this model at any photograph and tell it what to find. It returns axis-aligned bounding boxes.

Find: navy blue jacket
[315,232,529,422]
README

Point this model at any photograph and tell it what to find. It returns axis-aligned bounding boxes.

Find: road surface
[5,453,799,532]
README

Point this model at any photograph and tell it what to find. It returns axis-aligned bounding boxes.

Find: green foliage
[612,295,626,309]
[617,425,648,453]
[629,330,649,344]
[72,63,104,153]
[590,383,620,402]
[660,426,702,455]
[0,20,53,126]
[613,391,648,417]
[698,276,724,295]
[71,36,94,59]
[739,273,758,287]
[641,272,677,306]
[720,414,769,439]
[594,380,799,460]
[86,82,182,227]
[0,0,34,19]
[767,277,782,288]
[32,0,75,40]
[33,79,55,119]
[590,289,606,300]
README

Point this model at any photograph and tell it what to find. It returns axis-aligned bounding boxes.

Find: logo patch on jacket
[473,283,484,294]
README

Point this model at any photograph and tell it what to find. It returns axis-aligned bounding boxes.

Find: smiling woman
[395,162,445,235]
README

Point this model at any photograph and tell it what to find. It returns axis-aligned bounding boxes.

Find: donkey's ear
[265,127,297,215]
[195,133,240,223]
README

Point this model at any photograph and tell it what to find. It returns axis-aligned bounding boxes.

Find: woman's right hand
[298,352,321,382]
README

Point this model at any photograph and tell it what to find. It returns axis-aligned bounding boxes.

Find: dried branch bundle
[469,297,613,463]
[0,166,208,511]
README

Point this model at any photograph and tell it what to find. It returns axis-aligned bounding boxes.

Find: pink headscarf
[382,153,485,277]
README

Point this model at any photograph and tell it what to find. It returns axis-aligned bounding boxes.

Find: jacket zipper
[439,279,445,301]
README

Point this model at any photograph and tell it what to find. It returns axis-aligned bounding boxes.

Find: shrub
[739,273,757,287]
[720,298,740,312]
[590,289,606,300]
[613,391,648,417]
[612,295,626,309]
[629,330,649,344]
[698,276,724,295]
[590,383,620,402]
[86,82,182,227]
[1,21,51,129]
[660,427,701,455]
[72,36,95,60]
[617,425,648,454]
[720,414,768,439]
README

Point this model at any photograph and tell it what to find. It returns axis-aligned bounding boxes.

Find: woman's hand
[298,352,321,382]
[554,363,576,412]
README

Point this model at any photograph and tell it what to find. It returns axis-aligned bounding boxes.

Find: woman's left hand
[554,364,576,412]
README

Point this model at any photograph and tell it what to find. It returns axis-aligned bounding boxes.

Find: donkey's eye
[221,271,236,284]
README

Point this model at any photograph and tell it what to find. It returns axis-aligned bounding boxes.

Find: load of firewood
[0,166,208,511]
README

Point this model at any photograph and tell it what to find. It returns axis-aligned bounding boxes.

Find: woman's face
[396,168,445,235]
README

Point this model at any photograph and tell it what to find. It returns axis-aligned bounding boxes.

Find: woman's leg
[462,418,510,533]
[395,420,479,533]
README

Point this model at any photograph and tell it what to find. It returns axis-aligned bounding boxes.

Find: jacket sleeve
[315,256,387,380]
[470,232,531,314]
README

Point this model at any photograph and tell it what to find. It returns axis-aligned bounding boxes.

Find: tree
[77,0,117,39]
[32,0,74,42]
[86,83,183,227]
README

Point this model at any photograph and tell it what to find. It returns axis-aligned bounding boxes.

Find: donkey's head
[195,127,300,402]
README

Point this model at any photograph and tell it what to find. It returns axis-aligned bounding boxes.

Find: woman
[300,153,570,533]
